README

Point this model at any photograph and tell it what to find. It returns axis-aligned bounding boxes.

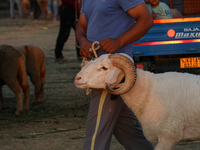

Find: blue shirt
[81,0,144,57]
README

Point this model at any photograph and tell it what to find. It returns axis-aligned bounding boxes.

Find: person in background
[146,0,173,19]
[10,0,24,19]
[54,0,81,63]
[76,0,154,149]
[46,0,59,22]
[29,0,40,19]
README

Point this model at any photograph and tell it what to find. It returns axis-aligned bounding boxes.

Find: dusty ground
[0,16,125,150]
[1,9,200,150]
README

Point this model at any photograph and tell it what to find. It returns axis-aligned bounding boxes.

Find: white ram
[75,53,200,150]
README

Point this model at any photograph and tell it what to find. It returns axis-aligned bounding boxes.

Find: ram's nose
[75,75,81,81]
[75,75,82,84]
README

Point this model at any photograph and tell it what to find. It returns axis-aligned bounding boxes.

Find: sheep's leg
[33,81,42,103]
[6,80,24,115]
[39,84,45,103]
[154,138,178,150]
[12,88,23,115]
[0,85,4,109]
[15,91,23,115]
[23,85,30,112]
[30,75,41,103]
[34,88,40,103]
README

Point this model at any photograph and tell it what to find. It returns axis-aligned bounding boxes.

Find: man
[54,0,81,63]
[10,0,24,19]
[29,0,40,19]
[76,0,154,149]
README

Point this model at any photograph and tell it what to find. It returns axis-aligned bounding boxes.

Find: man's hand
[152,11,157,19]
[99,38,121,53]
[79,39,93,58]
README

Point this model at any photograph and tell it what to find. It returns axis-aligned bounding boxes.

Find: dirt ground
[0,16,126,150]
[1,12,200,150]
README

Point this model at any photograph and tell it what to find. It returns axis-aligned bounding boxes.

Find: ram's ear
[105,67,121,85]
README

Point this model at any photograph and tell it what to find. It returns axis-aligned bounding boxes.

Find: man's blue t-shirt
[81,0,144,57]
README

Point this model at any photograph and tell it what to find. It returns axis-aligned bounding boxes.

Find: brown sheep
[15,44,46,103]
[0,45,30,115]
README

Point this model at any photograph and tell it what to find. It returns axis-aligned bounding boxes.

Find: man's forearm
[116,16,154,48]
[76,14,88,46]
[76,27,87,45]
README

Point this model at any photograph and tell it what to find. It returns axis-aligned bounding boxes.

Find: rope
[81,41,100,68]
[88,42,107,149]
[91,90,108,150]
[89,41,100,59]
[81,41,100,95]
[80,42,108,149]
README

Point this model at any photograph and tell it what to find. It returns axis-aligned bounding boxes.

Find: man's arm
[100,3,154,53]
[75,13,93,58]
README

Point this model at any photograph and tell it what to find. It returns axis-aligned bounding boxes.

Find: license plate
[180,57,200,68]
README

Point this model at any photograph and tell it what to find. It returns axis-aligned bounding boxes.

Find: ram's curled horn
[106,54,137,95]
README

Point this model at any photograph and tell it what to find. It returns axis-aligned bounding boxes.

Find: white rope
[91,90,108,150]
[81,41,100,95]
[80,42,108,149]
[89,41,100,59]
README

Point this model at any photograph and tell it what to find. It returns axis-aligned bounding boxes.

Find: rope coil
[80,41,100,95]
[89,41,100,59]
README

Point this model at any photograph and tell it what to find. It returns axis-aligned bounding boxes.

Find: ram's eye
[102,66,108,70]
[97,66,108,72]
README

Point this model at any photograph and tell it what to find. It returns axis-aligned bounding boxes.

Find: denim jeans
[47,0,58,19]
[10,0,24,18]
